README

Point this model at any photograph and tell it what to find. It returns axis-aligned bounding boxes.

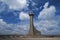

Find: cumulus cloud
[34,20,60,35]
[0,19,29,35]
[43,2,49,8]
[19,12,29,20]
[36,2,60,35]
[0,1,9,13]
[38,2,56,20]
[0,1,30,35]
[1,0,28,10]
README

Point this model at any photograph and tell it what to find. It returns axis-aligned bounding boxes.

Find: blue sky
[0,0,60,35]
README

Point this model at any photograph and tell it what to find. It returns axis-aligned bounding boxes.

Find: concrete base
[0,37,60,40]
[0,36,60,40]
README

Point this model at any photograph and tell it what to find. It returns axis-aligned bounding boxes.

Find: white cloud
[0,1,30,35]
[0,19,29,35]
[43,2,49,8]
[0,1,8,13]
[34,20,60,35]
[19,12,29,20]
[36,2,60,35]
[17,0,27,6]
[38,2,56,20]
[1,0,28,10]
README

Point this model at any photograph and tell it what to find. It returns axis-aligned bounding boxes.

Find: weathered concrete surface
[0,37,60,40]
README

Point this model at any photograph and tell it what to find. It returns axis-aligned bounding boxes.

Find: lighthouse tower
[29,11,34,36]
[28,11,41,37]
